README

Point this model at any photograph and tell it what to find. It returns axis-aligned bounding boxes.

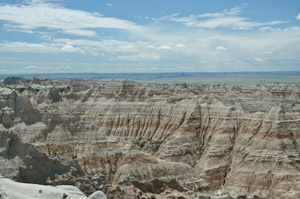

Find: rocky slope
[1,78,300,199]
[0,175,107,199]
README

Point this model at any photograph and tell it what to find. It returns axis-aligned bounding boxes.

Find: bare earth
[1,77,300,199]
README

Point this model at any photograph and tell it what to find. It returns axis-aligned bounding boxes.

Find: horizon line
[1,70,300,76]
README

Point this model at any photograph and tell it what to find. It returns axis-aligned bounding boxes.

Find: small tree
[62,193,68,199]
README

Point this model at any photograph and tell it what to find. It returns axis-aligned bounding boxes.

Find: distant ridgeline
[1,71,300,84]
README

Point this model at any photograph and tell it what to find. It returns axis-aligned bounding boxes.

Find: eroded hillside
[1,78,300,199]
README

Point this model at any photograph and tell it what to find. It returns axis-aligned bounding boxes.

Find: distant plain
[1,71,300,85]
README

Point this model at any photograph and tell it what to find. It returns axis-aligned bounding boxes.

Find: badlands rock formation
[0,175,107,199]
[1,78,300,199]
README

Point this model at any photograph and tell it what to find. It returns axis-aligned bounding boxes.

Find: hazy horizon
[1,71,300,84]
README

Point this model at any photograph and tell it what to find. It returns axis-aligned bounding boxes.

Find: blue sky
[0,0,300,74]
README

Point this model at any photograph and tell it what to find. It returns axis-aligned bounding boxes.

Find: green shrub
[149,195,156,199]
[62,193,68,199]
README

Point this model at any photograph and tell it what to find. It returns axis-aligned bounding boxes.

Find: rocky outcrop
[0,129,106,195]
[2,76,25,85]
[0,175,107,199]
[1,80,300,199]
[88,191,107,199]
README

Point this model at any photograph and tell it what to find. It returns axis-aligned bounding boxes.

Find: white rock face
[88,191,107,199]
[0,176,87,199]
[0,184,10,199]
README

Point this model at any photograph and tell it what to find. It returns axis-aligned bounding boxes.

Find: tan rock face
[1,80,300,199]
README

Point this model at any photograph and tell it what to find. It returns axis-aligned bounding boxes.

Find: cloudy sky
[0,0,300,74]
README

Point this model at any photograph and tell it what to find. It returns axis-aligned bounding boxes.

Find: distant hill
[1,71,300,84]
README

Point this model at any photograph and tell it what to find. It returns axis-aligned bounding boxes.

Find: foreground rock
[0,176,107,199]
[1,78,300,199]
[0,175,85,199]
[88,191,107,199]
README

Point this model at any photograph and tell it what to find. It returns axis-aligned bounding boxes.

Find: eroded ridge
[1,78,300,199]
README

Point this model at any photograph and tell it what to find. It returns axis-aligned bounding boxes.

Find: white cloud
[39,34,53,41]
[296,14,300,20]
[0,41,83,54]
[0,38,157,56]
[0,0,141,36]
[61,45,80,52]
[63,29,97,37]
[216,46,227,51]
[2,24,35,33]
[147,45,155,49]
[24,65,41,69]
[1,25,300,72]
[176,43,185,48]
[107,3,113,7]
[23,65,71,73]
[254,58,263,62]
[116,53,160,61]
[157,45,171,50]
[160,7,288,30]
[0,41,58,53]
[0,3,300,72]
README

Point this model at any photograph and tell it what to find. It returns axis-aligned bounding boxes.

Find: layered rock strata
[1,79,300,199]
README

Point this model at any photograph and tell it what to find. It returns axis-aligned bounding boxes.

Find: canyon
[1,78,300,199]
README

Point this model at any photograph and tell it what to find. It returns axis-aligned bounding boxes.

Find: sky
[0,0,300,74]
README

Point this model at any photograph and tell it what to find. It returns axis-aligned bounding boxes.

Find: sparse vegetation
[62,193,68,199]
[149,195,156,199]
[38,189,42,193]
